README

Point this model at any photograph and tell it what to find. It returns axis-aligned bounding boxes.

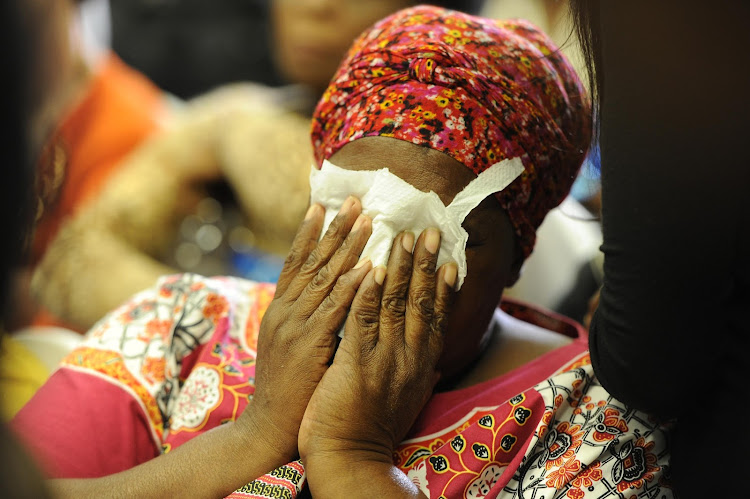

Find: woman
[13,7,670,498]
[570,2,750,497]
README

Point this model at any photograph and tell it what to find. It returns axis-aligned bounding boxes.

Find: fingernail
[352,214,368,232]
[353,257,371,270]
[443,263,457,288]
[425,228,440,254]
[304,204,321,220]
[339,196,356,215]
[374,266,386,285]
[401,231,415,253]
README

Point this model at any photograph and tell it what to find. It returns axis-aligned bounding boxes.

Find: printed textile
[13,274,671,498]
[312,6,592,255]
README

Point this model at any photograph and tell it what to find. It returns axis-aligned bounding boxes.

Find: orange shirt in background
[30,53,164,330]
[32,53,164,265]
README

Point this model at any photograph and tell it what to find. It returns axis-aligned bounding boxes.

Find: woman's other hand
[237,197,373,464]
[299,229,457,497]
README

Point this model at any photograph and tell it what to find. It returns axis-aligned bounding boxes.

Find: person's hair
[568,0,602,105]
[427,0,486,15]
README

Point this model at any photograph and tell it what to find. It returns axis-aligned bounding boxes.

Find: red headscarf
[312,6,591,256]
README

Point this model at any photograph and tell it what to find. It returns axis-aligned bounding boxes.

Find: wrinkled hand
[299,229,457,467]
[238,197,373,462]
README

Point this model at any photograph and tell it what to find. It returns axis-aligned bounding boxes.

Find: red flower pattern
[592,408,629,443]
[202,293,229,324]
[615,438,661,493]
[546,458,581,488]
[571,462,603,488]
[566,488,585,499]
[545,422,584,469]
[143,319,173,343]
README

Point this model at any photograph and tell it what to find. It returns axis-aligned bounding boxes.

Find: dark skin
[45,139,459,497]
[7,3,532,495]
[327,137,523,381]
[49,196,377,497]
[271,0,414,94]
[300,137,524,496]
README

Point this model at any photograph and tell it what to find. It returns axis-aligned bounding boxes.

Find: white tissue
[309,157,524,290]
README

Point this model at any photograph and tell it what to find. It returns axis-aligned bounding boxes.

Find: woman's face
[329,137,521,381]
[271,0,414,94]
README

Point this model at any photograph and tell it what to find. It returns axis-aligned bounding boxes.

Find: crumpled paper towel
[309,157,524,290]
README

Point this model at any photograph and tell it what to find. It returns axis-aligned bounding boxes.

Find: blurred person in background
[109,0,486,100]
[270,0,485,99]
[0,0,169,420]
[6,0,166,332]
[30,0,487,334]
[0,0,64,494]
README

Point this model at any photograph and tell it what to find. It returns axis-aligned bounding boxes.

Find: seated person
[12,6,672,498]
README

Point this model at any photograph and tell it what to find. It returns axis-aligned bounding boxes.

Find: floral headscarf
[311,6,591,256]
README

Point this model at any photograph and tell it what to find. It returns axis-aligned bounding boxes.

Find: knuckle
[352,307,380,331]
[299,247,324,274]
[339,230,356,248]
[282,246,303,270]
[381,293,407,317]
[359,279,383,303]
[409,288,435,320]
[323,212,348,239]
[316,293,338,316]
[309,264,333,289]
[416,255,437,275]
[334,271,357,290]
[394,253,412,275]
[432,311,449,336]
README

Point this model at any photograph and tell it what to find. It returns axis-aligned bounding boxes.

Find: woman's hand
[299,229,457,496]
[237,197,373,464]
[48,199,375,499]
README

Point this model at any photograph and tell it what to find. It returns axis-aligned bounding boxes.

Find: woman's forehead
[328,137,476,205]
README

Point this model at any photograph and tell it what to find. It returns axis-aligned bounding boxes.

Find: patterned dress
[12,274,672,498]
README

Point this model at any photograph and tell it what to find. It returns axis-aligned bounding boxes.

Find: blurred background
[83,0,586,98]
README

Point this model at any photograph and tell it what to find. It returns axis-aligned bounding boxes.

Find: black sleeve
[588,1,750,419]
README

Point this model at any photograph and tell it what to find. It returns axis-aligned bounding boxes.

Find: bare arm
[32,89,310,330]
[42,200,375,497]
[49,415,290,499]
[304,453,427,499]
